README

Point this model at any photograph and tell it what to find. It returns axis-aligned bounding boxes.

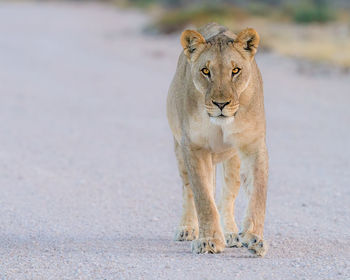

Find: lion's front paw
[239,232,268,257]
[224,232,242,248]
[191,237,225,254]
[174,226,198,241]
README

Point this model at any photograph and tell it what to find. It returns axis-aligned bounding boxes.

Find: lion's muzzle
[205,101,239,118]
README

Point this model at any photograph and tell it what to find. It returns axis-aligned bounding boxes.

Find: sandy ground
[0,2,349,279]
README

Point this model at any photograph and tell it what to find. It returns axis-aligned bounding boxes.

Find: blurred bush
[289,0,335,23]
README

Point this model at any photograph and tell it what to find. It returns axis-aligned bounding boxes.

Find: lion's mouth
[209,111,238,118]
[208,113,230,119]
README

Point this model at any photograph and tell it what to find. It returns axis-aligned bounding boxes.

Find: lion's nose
[212,100,230,110]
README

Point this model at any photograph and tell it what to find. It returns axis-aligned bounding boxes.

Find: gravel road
[0,2,349,279]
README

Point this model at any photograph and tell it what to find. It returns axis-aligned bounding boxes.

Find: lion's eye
[201,68,210,76]
[232,67,241,76]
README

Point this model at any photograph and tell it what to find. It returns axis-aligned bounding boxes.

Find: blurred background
[0,0,349,279]
[117,0,350,69]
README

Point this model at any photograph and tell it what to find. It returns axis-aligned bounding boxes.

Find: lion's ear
[235,28,260,60]
[180,29,206,60]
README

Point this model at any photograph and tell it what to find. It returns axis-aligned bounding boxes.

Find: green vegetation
[119,0,340,24]
[289,0,335,23]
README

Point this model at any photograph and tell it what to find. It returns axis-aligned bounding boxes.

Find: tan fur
[167,23,268,256]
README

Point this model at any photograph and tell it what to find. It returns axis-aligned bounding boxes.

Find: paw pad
[238,232,268,257]
[224,232,242,248]
[174,226,198,241]
[191,238,225,254]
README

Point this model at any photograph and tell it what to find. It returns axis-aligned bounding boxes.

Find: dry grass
[269,35,350,68]
[242,20,350,68]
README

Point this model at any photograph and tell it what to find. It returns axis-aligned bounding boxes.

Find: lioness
[167,23,268,256]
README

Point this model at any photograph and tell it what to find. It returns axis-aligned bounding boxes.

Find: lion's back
[198,23,236,41]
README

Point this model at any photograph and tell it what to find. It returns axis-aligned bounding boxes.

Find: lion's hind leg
[219,153,242,248]
[173,140,198,241]
[238,146,268,257]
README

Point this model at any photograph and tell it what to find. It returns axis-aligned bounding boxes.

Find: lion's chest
[188,116,238,153]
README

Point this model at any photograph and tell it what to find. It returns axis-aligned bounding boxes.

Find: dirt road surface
[0,2,349,279]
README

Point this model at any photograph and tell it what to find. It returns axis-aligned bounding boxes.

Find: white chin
[210,116,235,126]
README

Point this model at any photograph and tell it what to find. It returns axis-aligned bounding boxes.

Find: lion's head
[180,28,260,125]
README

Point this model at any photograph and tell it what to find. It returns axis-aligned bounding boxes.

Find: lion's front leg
[182,147,225,254]
[239,145,268,257]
